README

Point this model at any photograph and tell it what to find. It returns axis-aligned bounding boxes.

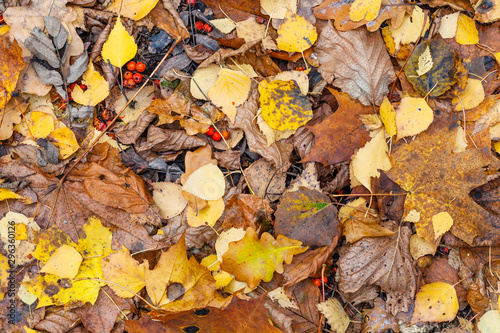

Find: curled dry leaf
[221,194,273,231]
[337,222,417,315]
[315,23,395,106]
[244,158,286,202]
[116,111,157,145]
[362,298,399,333]
[136,126,207,152]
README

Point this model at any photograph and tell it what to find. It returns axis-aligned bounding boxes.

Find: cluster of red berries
[123,61,146,89]
[0,15,4,25]
[205,126,229,141]
[194,21,212,33]
[58,82,87,110]
[313,276,328,287]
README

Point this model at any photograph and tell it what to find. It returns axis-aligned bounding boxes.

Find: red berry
[438,246,450,255]
[96,121,106,132]
[126,61,136,71]
[154,79,160,87]
[220,130,230,140]
[195,21,204,30]
[255,16,265,24]
[124,71,133,80]
[125,79,136,89]
[80,84,87,90]
[133,72,143,83]
[313,279,322,287]
[321,276,327,283]
[203,23,212,33]
[70,82,77,90]
[136,62,146,72]
[212,131,221,141]
[0,15,4,25]
[186,0,196,5]
[205,126,215,136]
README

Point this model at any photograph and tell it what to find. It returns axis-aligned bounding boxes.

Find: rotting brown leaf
[136,126,207,152]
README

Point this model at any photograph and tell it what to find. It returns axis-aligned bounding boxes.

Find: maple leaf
[302,90,371,165]
[221,227,307,288]
[385,118,500,246]
[315,22,395,106]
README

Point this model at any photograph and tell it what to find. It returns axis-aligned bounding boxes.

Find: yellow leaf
[39,244,83,279]
[317,298,350,333]
[29,111,54,139]
[416,45,433,77]
[452,78,484,111]
[257,112,295,146]
[152,182,188,219]
[182,164,225,201]
[495,52,500,66]
[259,79,313,131]
[207,68,251,122]
[432,212,453,240]
[410,234,436,259]
[396,97,433,140]
[186,198,224,227]
[0,253,9,291]
[260,0,297,19]
[51,126,79,159]
[101,17,137,68]
[276,9,317,53]
[72,62,110,106]
[438,12,460,39]
[388,6,429,50]
[215,228,246,262]
[221,227,307,288]
[411,282,458,324]
[200,255,233,289]
[456,14,479,45]
[213,270,233,289]
[190,64,221,100]
[101,250,147,298]
[352,130,391,192]
[0,188,22,201]
[272,70,309,95]
[236,17,277,50]
[107,0,159,21]
[478,310,500,333]
[0,98,23,141]
[380,96,396,137]
[210,18,236,34]
[349,0,382,22]
[0,25,9,36]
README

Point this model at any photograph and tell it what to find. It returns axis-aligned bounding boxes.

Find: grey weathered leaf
[136,126,206,152]
[32,61,63,86]
[66,52,89,84]
[315,22,395,106]
[25,28,60,68]
[68,105,94,122]
[44,16,68,50]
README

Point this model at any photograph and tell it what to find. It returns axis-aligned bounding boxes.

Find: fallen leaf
[260,0,297,19]
[395,96,434,140]
[71,62,110,106]
[477,310,500,333]
[0,98,24,141]
[302,90,371,165]
[411,282,458,324]
[39,244,83,279]
[386,118,500,246]
[137,126,207,153]
[182,164,225,201]
[349,0,381,22]
[29,111,55,139]
[101,17,137,68]
[0,35,24,110]
[438,12,460,39]
[338,222,417,315]
[276,9,317,53]
[221,227,307,288]
[50,126,79,159]
[186,198,224,228]
[362,298,399,333]
[473,99,500,135]
[101,250,148,298]
[455,14,479,45]
[244,158,286,202]
[417,45,434,77]
[410,234,436,259]
[423,258,467,303]
[152,182,188,219]
[432,211,453,240]
[275,187,340,247]
[107,0,159,20]
[315,22,395,106]
[452,78,484,111]
[190,64,220,100]
[316,298,349,333]
[259,79,313,132]
[388,6,429,51]
[380,96,397,137]
[221,194,273,231]
[210,18,236,34]
[236,17,277,50]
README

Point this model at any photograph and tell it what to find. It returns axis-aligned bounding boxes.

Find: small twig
[106,59,129,102]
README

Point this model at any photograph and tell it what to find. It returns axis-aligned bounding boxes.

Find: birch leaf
[101,17,137,68]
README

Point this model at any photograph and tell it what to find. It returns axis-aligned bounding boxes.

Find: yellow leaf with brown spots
[276,9,317,53]
[258,79,313,131]
[349,0,381,22]
[411,282,458,324]
[0,35,24,110]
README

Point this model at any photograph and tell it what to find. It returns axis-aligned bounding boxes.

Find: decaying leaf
[315,22,395,106]
[0,35,25,110]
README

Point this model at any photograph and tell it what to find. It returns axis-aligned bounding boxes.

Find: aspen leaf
[72,62,110,106]
[186,198,224,227]
[410,234,436,259]
[182,164,225,201]
[207,68,251,122]
[411,282,458,324]
[50,126,79,159]
[349,0,382,22]
[455,14,479,45]
[101,250,147,298]
[272,70,309,95]
[396,97,433,140]
[107,0,159,21]
[101,17,137,68]
[452,78,484,111]
[221,227,307,288]
[432,212,453,240]
[30,111,54,139]
[260,0,297,19]
[352,130,391,192]
[190,64,220,100]
[380,96,396,137]
[388,6,429,50]
[152,182,187,219]
[210,18,236,34]
[39,244,83,279]
[416,46,433,77]
[276,9,317,53]
[259,79,313,131]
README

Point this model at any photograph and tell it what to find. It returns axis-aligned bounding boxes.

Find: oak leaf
[349,0,381,22]
[315,23,395,106]
[221,227,307,288]
[385,118,500,246]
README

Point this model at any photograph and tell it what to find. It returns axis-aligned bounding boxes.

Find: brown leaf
[150,0,190,40]
[275,188,340,247]
[213,150,242,170]
[467,265,490,315]
[160,216,217,250]
[302,90,371,165]
[315,23,395,106]
[183,43,213,64]
[126,315,169,333]
[293,103,334,159]
[0,35,25,110]
[181,145,217,184]
[231,43,281,77]
[362,298,399,333]
[423,258,467,303]
[221,194,273,231]
[459,247,500,276]
[203,0,263,21]
[338,222,417,316]
[34,307,80,333]
[313,0,407,32]
[233,87,293,167]
[136,126,207,152]
[116,111,157,145]
[244,158,286,202]
[199,40,261,68]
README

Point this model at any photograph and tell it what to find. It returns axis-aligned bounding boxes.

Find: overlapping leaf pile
[2,0,500,332]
